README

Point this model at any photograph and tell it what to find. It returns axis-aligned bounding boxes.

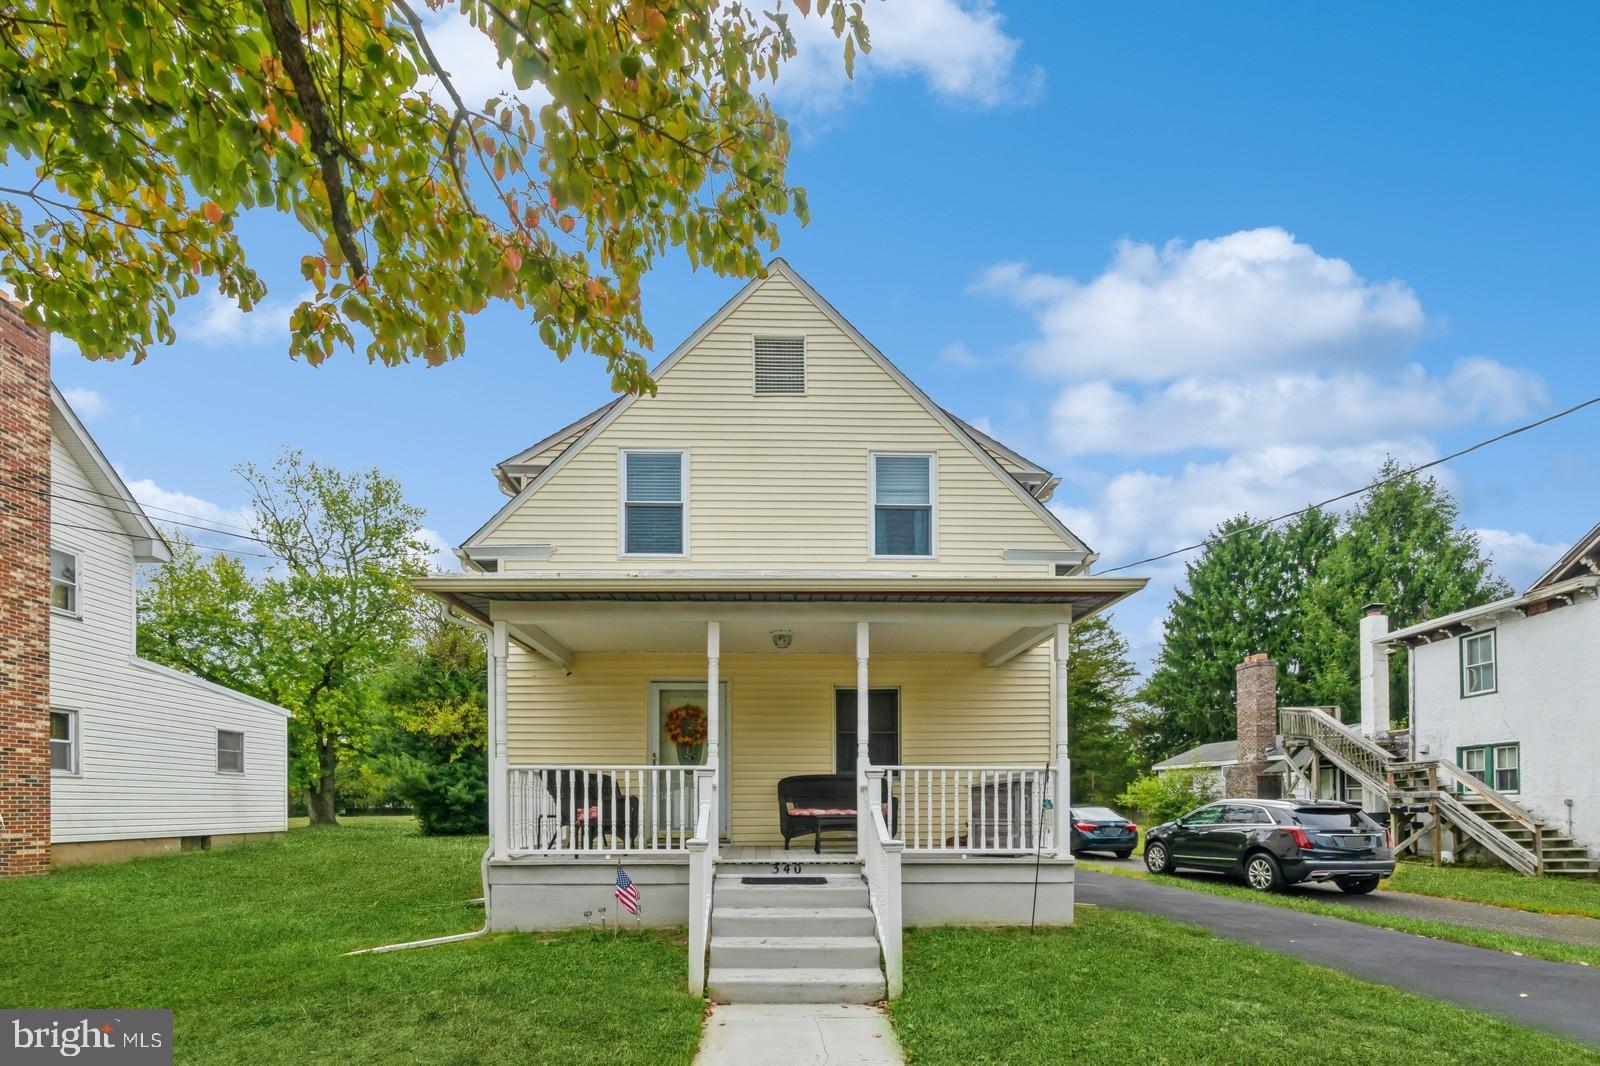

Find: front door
[648,681,731,839]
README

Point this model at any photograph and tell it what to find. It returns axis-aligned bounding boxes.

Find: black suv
[1143,799,1394,893]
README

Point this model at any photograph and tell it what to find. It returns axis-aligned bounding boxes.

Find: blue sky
[47,2,1600,669]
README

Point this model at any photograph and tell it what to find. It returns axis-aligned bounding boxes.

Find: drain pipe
[342,848,494,956]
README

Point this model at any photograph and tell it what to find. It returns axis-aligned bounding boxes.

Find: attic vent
[754,336,806,395]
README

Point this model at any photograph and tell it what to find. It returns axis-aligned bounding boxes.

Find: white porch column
[1053,621,1071,857]
[491,619,510,859]
[706,621,721,859]
[856,621,871,856]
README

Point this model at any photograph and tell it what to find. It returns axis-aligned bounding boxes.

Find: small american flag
[615,866,640,915]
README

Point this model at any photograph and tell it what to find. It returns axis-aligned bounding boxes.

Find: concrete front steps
[706,862,886,1004]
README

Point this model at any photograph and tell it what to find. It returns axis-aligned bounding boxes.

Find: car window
[1182,805,1223,825]
[1293,808,1379,830]
[1072,807,1123,822]
[1221,804,1265,824]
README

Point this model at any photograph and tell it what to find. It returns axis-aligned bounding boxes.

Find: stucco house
[417,260,1146,1001]
[0,303,290,873]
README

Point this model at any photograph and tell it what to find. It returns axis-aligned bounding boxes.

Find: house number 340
[772,862,804,875]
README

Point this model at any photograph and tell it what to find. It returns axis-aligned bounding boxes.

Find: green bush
[1116,768,1219,826]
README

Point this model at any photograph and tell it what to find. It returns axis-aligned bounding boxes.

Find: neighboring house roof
[51,384,170,564]
[128,657,293,718]
[1378,573,1600,646]
[1529,521,1600,592]
[469,259,1084,555]
[1153,737,1312,773]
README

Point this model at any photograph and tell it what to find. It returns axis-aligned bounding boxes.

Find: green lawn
[0,817,703,1065]
[1078,858,1600,968]
[892,912,1600,1065]
[1388,862,1600,919]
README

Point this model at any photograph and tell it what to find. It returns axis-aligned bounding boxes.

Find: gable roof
[1153,737,1311,773]
[1528,521,1600,591]
[51,384,170,563]
[465,259,1090,557]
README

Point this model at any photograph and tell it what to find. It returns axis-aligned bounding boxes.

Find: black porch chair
[539,770,641,850]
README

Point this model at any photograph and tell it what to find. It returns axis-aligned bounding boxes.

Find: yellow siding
[483,270,1069,574]
[507,644,1053,845]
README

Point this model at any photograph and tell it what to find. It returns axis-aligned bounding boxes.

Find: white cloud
[413,8,551,110]
[938,342,987,368]
[773,0,1042,113]
[976,228,1426,383]
[61,387,109,421]
[1051,357,1547,456]
[180,289,302,348]
[416,526,460,573]
[125,478,257,540]
[1473,529,1567,591]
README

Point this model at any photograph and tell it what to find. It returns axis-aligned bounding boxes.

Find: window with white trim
[754,336,805,395]
[871,453,934,557]
[1460,745,1488,785]
[216,730,245,774]
[50,710,77,773]
[1492,744,1520,792]
[50,548,79,613]
[621,450,687,556]
[1461,630,1496,696]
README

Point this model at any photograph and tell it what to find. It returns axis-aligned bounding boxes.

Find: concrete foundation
[903,855,1074,926]
[51,830,285,868]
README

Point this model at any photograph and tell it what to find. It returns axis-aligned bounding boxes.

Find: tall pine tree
[1066,615,1141,804]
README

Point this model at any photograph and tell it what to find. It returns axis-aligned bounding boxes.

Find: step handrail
[862,769,904,998]
[1431,790,1540,875]
[686,795,715,994]
[1279,706,1394,795]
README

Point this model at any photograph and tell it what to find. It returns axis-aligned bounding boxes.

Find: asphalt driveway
[1078,869,1600,1048]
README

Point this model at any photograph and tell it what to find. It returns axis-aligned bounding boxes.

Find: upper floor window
[50,709,78,774]
[621,449,687,556]
[50,548,79,614]
[216,729,245,774]
[1461,630,1496,696]
[871,453,934,558]
[753,336,806,395]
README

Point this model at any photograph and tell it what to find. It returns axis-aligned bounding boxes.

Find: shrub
[1116,768,1219,826]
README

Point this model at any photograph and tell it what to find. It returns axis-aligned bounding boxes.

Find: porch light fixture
[770,628,793,650]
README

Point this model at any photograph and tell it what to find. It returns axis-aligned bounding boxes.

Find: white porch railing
[507,765,703,853]
[686,788,715,994]
[862,770,904,997]
[881,765,1057,854]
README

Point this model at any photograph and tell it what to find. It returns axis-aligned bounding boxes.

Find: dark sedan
[1143,798,1394,893]
[1069,806,1139,858]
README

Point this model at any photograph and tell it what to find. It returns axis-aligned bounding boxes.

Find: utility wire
[49,518,276,559]
[5,477,275,549]
[1,473,261,538]
[1098,392,1600,575]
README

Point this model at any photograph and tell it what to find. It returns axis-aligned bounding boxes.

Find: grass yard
[1077,858,1600,968]
[1388,862,1600,919]
[892,911,1600,1065]
[0,817,703,1065]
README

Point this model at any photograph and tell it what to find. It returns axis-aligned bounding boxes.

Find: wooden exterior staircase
[1280,707,1597,878]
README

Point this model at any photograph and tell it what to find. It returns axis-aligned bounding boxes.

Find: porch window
[51,548,79,614]
[834,688,900,773]
[621,449,687,556]
[1461,630,1496,696]
[871,453,934,557]
[50,709,77,774]
[216,729,245,774]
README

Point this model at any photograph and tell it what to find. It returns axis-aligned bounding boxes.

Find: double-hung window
[50,710,77,773]
[1461,630,1496,696]
[1460,746,1488,785]
[216,730,245,774]
[871,453,934,557]
[1459,743,1519,793]
[50,548,79,614]
[621,450,687,556]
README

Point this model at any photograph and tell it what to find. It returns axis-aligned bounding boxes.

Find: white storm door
[647,681,731,839]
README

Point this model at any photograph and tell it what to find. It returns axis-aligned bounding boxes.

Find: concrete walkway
[1079,870,1600,1048]
[695,1004,903,1066]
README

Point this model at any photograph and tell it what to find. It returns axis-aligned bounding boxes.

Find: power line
[49,518,276,559]
[1098,392,1600,576]
[5,477,274,549]
[1,473,260,538]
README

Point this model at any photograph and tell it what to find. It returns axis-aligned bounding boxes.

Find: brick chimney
[0,298,51,875]
[1226,652,1278,798]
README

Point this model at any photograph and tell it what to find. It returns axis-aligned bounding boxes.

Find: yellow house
[418,260,1145,1001]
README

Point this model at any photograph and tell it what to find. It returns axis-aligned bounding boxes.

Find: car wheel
[1144,841,1173,874]
[1335,875,1380,895]
[1243,852,1284,892]
[1112,850,1134,860]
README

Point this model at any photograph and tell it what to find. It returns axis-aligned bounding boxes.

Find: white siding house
[1373,524,1600,857]
[47,386,290,864]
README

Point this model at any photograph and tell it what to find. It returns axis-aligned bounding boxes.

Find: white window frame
[751,334,807,396]
[1461,630,1497,697]
[1492,744,1520,793]
[50,545,81,617]
[50,708,79,775]
[618,448,690,559]
[868,451,938,560]
[216,729,246,774]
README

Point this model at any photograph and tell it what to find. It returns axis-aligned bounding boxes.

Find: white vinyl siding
[871,453,935,558]
[479,270,1072,573]
[48,433,289,844]
[620,449,687,557]
[216,730,245,773]
[51,547,79,614]
[50,709,78,774]
[1462,630,1496,696]
[753,336,806,395]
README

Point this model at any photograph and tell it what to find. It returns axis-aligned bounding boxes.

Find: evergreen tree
[1295,460,1512,724]
[1066,615,1141,804]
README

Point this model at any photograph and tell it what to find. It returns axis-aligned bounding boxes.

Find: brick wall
[1225,653,1278,799]
[0,298,51,875]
